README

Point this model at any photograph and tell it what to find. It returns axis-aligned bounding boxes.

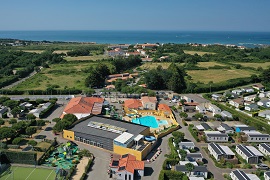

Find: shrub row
[0,150,37,165]
[188,124,200,142]
[39,103,55,118]
[158,170,188,180]
[80,158,94,180]
[0,89,83,95]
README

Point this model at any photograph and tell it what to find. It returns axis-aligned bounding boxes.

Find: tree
[12,137,23,145]
[62,114,78,124]
[11,107,21,118]
[172,131,185,144]
[0,127,16,141]
[214,114,222,119]
[3,100,19,109]
[28,140,37,146]
[26,113,36,120]
[194,113,203,120]
[36,120,46,126]
[12,121,28,132]
[26,127,37,138]
[179,112,188,119]
[36,99,44,104]
[185,163,195,177]
[260,67,270,84]
[9,119,17,124]
[52,118,61,123]
[0,119,5,126]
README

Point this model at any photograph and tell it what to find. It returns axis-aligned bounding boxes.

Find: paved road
[1,71,37,89]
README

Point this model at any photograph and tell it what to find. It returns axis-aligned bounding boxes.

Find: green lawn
[234,62,270,69]
[187,69,255,83]
[184,50,216,55]
[64,54,109,61]
[197,62,227,68]
[0,166,56,180]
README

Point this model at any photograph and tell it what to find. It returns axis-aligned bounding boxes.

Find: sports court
[0,166,57,180]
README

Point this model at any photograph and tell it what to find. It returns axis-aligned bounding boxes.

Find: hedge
[188,124,200,142]
[39,103,55,118]
[0,150,37,165]
[80,158,94,180]
[158,170,188,180]
[0,89,82,95]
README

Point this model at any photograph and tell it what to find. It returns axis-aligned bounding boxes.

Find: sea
[0,30,270,47]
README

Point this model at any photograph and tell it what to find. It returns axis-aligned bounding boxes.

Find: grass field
[140,62,184,70]
[11,62,114,91]
[187,69,254,83]
[235,62,270,69]
[184,50,216,55]
[197,62,227,68]
[0,166,56,180]
[64,54,109,61]
[53,50,69,54]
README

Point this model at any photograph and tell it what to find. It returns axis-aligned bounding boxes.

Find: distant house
[109,154,144,180]
[196,104,206,114]
[257,98,270,107]
[107,48,124,56]
[204,131,229,142]
[243,131,270,143]
[175,165,208,179]
[158,104,172,115]
[125,51,140,56]
[0,106,8,118]
[258,110,270,120]
[196,123,212,131]
[236,145,260,164]
[19,102,33,109]
[141,57,153,62]
[182,105,196,113]
[224,91,238,99]
[179,161,198,166]
[217,123,234,134]
[252,83,265,91]
[141,96,157,110]
[179,142,195,150]
[265,171,270,180]
[108,44,130,49]
[212,94,223,101]
[221,111,233,119]
[231,169,260,180]
[242,87,255,93]
[259,91,270,98]
[229,98,244,108]
[258,143,270,156]
[245,104,259,111]
[208,143,235,161]
[244,94,256,102]
[234,125,256,133]
[105,85,115,90]
[208,104,221,116]
[232,89,243,95]
[29,108,44,118]
[181,94,209,104]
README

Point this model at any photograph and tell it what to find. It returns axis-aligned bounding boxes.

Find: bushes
[9,119,17,124]
[188,124,200,142]
[0,119,5,125]
[0,150,37,165]
[12,137,23,145]
[80,158,94,180]
[159,170,188,180]
[39,103,55,118]
[28,140,37,146]
[36,120,46,126]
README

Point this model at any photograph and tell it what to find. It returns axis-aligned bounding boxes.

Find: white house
[141,96,157,110]
[221,111,233,119]
[217,123,234,134]
[208,143,235,161]
[204,131,229,142]
[186,153,203,162]
[229,98,244,108]
[179,142,195,150]
[265,171,270,180]
[175,165,208,179]
[244,131,270,143]
[259,91,270,98]
[231,169,260,180]
[236,145,259,164]
[212,94,223,101]
[257,99,270,107]
[258,143,270,156]
[244,94,256,102]
[208,104,221,116]
[242,87,255,93]
[232,89,243,95]
[0,106,8,118]
[244,104,259,111]
[196,104,206,114]
[107,48,125,56]
[258,110,270,120]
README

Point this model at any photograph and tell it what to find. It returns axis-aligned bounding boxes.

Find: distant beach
[0,30,270,47]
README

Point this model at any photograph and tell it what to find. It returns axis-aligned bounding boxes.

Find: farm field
[0,166,57,180]
[187,69,255,83]
[21,50,44,54]
[184,50,216,55]
[234,62,270,69]
[140,62,184,70]
[11,62,111,91]
[197,62,227,68]
[53,50,69,54]
[64,54,109,61]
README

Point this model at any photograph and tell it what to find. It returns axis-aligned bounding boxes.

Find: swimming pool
[132,116,168,128]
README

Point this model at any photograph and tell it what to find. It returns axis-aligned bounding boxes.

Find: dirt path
[72,157,89,180]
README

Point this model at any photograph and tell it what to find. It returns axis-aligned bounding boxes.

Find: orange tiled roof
[61,97,104,118]
[158,104,171,113]
[116,154,144,174]
[124,99,143,109]
[141,96,157,103]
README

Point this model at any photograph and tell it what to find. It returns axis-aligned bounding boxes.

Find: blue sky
[1,0,270,31]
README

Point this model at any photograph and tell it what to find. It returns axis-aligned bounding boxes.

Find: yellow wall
[114,144,143,160]
[63,130,75,141]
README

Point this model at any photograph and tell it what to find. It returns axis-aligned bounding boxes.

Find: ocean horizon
[1,30,270,47]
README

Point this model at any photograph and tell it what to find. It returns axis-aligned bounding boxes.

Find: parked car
[255,163,269,170]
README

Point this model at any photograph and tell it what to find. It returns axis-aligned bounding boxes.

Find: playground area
[0,166,58,180]
[43,141,80,169]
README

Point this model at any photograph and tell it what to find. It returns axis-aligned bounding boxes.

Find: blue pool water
[132,116,168,128]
